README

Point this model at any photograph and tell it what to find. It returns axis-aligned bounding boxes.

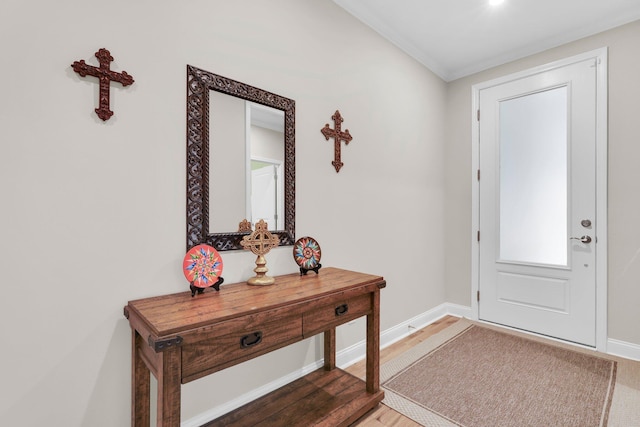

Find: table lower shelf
[203,367,384,427]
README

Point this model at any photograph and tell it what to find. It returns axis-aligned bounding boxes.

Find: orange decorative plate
[183,244,223,288]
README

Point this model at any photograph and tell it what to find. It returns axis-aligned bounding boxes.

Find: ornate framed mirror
[186,65,295,251]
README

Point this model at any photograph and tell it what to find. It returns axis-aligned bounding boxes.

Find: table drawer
[182,315,302,381]
[303,293,372,337]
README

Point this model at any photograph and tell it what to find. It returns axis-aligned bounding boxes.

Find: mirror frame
[186,65,295,251]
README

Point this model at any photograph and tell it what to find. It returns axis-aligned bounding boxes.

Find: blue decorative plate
[293,236,321,270]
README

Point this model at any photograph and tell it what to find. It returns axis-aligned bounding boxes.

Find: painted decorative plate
[293,236,321,270]
[183,244,224,288]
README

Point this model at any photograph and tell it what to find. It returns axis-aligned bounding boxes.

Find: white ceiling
[334,0,640,81]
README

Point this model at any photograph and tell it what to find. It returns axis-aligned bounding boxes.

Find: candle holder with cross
[241,220,280,286]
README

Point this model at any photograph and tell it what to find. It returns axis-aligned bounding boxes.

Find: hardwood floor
[346,315,460,426]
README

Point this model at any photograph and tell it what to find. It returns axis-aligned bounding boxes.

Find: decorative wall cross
[71,48,134,121]
[321,110,353,173]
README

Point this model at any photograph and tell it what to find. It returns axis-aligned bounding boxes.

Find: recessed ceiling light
[489,0,505,5]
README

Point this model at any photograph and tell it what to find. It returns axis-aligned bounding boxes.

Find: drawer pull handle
[335,304,349,316]
[240,331,263,348]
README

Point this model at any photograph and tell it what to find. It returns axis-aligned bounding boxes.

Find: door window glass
[499,86,568,266]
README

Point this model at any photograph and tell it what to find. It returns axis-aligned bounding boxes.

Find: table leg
[324,328,336,370]
[366,291,380,393]
[156,347,181,427]
[132,330,150,427]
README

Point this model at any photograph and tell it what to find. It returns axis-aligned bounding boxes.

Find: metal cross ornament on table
[71,48,134,121]
[321,110,353,173]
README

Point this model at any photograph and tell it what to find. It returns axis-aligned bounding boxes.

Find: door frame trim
[470,48,608,351]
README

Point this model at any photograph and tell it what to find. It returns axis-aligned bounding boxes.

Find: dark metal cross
[72,48,134,121]
[321,110,353,173]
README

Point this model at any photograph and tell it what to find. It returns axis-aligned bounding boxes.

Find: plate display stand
[189,277,224,297]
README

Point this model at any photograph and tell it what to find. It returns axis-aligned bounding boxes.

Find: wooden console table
[124,267,386,426]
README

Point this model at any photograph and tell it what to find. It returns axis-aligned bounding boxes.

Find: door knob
[570,235,592,244]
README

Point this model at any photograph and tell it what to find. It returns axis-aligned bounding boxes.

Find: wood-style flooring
[346,315,460,426]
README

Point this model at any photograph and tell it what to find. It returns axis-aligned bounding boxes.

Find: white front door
[251,163,281,229]
[475,52,607,347]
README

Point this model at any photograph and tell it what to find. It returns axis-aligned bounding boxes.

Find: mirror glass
[209,94,285,232]
[246,102,285,230]
[186,65,295,251]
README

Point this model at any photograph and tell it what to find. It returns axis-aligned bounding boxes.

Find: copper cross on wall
[72,48,134,121]
[321,110,353,173]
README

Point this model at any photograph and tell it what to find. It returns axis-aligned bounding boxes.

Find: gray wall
[0,1,447,425]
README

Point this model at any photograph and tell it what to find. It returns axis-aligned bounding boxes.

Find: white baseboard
[336,302,469,369]
[607,338,640,361]
[339,302,472,368]
[181,302,637,426]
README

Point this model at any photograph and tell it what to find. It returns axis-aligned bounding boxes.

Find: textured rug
[380,318,640,427]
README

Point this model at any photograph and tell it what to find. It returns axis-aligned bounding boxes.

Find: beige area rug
[381,318,640,427]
